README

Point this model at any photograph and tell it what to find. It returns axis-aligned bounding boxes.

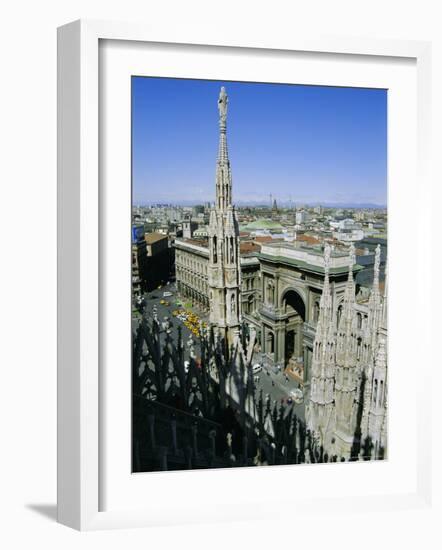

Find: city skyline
[132,77,387,207]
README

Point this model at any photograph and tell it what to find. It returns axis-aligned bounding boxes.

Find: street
[133,283,306,421]
[253,362,305,421]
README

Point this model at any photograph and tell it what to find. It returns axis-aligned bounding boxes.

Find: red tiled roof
[145,232,167,244]
[254,236,273,243]
[183,238,209,248]
[240,241,261,254]
[296,235,320,245]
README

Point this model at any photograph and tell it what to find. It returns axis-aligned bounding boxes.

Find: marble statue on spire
[218,86,228,124]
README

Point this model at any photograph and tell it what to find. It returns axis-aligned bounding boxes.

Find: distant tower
[208,87,242,350]
[182,214,193,239]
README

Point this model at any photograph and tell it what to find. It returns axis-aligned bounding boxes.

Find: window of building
[313,301,320,323]
[213,236,217,263]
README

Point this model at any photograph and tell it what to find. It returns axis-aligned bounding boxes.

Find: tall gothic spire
[333,244,360,457]
[314,244,334,378]
[208,87,242,351]
[381,260,388,329]
[361,247,388,457]
[337,243,356,367]
[307,244,336,446]
[364,244,383,361]
[368,333,388,458]
[216,87,232,211]
[373,244,381,291]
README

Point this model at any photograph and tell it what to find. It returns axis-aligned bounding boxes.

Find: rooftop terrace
[259,241,358,274]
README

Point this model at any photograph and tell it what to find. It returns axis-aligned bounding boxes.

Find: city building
[132,229,172,294]
[193,225,209,238]
[144,232,171,290]
[182,214,198,239]
[132,225,148,296]
[296,210,309,225]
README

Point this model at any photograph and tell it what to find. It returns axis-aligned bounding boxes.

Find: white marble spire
[306,244,336,446]
[208,87,242,350]
[368,333,388,458]
[215,86,232,211]
[373,244,381,291]
[314,244,334,378]
[332,244,360,458]
[364,244,383,361]
[382,259,388,329]
[337,243,357,367]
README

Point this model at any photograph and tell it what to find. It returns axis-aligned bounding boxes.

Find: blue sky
[132,77,387,207]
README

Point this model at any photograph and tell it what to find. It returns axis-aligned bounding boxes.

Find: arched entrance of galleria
[261,288,306,367]
[251,241,359,384]
[282,289,305,365]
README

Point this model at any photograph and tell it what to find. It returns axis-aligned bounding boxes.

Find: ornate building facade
[306,244,388,459]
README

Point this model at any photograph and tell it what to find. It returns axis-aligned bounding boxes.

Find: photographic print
[131,77,387,473]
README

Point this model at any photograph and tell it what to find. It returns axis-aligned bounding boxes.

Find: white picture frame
[57,19,433,531]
